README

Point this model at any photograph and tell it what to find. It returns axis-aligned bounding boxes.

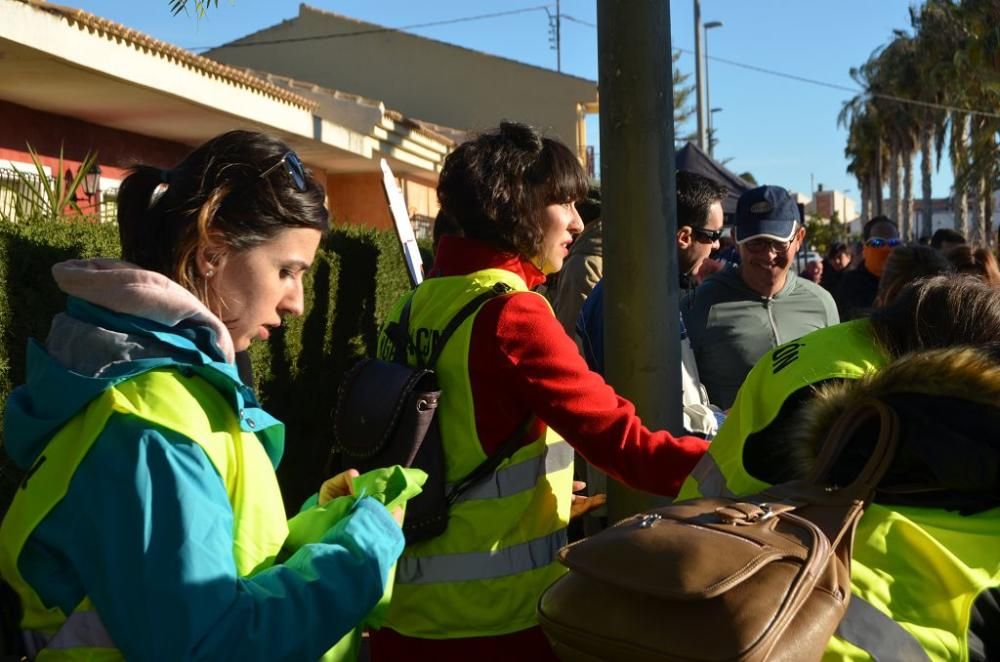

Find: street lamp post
[709,107,722,157]
[704,20,723,157]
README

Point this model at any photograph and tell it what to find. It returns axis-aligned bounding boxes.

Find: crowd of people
[0,123,997,661]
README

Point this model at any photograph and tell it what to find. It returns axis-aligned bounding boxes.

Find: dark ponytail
[116,130,329,295]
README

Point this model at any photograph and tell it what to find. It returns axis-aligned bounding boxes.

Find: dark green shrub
[0,219,417,514]
[0,218,121,429]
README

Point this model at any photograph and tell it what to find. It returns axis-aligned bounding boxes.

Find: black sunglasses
[259,151,307,191]
[692,227,724,243]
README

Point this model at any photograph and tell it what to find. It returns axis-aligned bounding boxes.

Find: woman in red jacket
[370,122,708,661]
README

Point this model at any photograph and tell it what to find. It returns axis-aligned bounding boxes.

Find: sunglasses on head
[692,227,724,243]
[742,237,792,254]
[865,237,902,248]
[259,151,307,191]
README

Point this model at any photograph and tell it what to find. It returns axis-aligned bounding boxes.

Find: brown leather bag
[537,399,902,661]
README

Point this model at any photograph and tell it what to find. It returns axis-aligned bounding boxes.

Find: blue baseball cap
[735,185,800,243]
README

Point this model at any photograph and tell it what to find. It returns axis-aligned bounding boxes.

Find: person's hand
[318,469,359,506]
[570,480,606,520]
[390,507,405,527]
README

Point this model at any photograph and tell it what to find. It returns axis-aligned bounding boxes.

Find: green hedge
[0,218,420,512]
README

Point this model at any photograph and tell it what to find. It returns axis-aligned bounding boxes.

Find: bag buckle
[716,501,780,525]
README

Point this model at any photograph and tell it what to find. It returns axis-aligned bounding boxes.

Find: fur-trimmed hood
[782,346,1000,512]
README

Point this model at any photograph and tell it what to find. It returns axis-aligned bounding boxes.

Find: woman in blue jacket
[0,130,404,660]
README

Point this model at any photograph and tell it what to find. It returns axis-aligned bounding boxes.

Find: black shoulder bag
[331,283,533,544]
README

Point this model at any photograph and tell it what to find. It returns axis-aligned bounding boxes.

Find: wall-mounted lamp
[82,163,102,199]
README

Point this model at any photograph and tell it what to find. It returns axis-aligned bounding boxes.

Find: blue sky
[58,1,950,209]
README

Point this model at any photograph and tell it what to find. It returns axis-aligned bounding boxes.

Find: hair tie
[148,169,171,209]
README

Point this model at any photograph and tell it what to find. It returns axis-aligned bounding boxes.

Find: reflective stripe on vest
[448,441,574,503]
[396,528,568,585]
[836,596,931,662]
[826,502,1000,660]
[686,453,734,499]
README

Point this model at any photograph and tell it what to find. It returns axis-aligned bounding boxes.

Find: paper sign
[380,158,424,287]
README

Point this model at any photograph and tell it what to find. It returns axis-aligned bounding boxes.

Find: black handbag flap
[333,358,439,458]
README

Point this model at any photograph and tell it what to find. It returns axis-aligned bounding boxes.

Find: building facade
[0,0,454,230]
[206,5,597,160]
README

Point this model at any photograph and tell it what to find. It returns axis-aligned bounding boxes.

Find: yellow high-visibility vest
[678,319,886,500]
[379,268,575,639]
[0,369,288,660]
[677,321,1000,660]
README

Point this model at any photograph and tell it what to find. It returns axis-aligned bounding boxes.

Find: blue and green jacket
[1,261,404,660]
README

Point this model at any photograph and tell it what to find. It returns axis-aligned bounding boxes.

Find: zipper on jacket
[764,297,782,345]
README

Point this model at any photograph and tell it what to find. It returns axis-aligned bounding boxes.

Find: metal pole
[598,0,682,522]
[556,0,561,73]
[705,28,712,157]
[694,0,707,151]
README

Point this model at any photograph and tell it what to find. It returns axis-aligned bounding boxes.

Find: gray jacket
[681,265,839,409]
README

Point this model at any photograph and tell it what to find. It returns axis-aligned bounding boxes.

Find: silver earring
[205,270,214,278]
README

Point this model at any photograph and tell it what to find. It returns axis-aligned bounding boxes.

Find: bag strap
[804,398,901,503]
[424,282,513,369]
[836,595,931,662]
[429,282,530,502]
[391,281,531,501]
[386,282,513,369]
[447,414,536,505]
[384,294,416,364]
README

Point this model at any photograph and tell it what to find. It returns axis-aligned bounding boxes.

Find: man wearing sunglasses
[682,185,839,410]
[576,170,727,438]
[834,215,900,321]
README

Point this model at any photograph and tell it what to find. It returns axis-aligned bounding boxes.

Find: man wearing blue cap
[681,185,839,409]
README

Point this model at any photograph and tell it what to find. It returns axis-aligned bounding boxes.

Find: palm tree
[953,0,1000,246]
[950,112,971,237]
[671,50,697,144]
[879,35,923,240]
[915,0,984,240]
[168,0,219,16]
[843,112,880,223]
[840,60,890,226]
[904,9,950,240]
[848,0,1000,243]
[910,0,961,239]
[853,38,919,237]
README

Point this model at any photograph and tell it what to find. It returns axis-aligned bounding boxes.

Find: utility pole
[694,0,707,151]
[598,0,682,522]
[547,0,562,72]
[556,0,561,73]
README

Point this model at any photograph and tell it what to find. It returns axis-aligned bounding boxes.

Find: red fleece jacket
[371,237,709,659]
[434,235,708,498]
